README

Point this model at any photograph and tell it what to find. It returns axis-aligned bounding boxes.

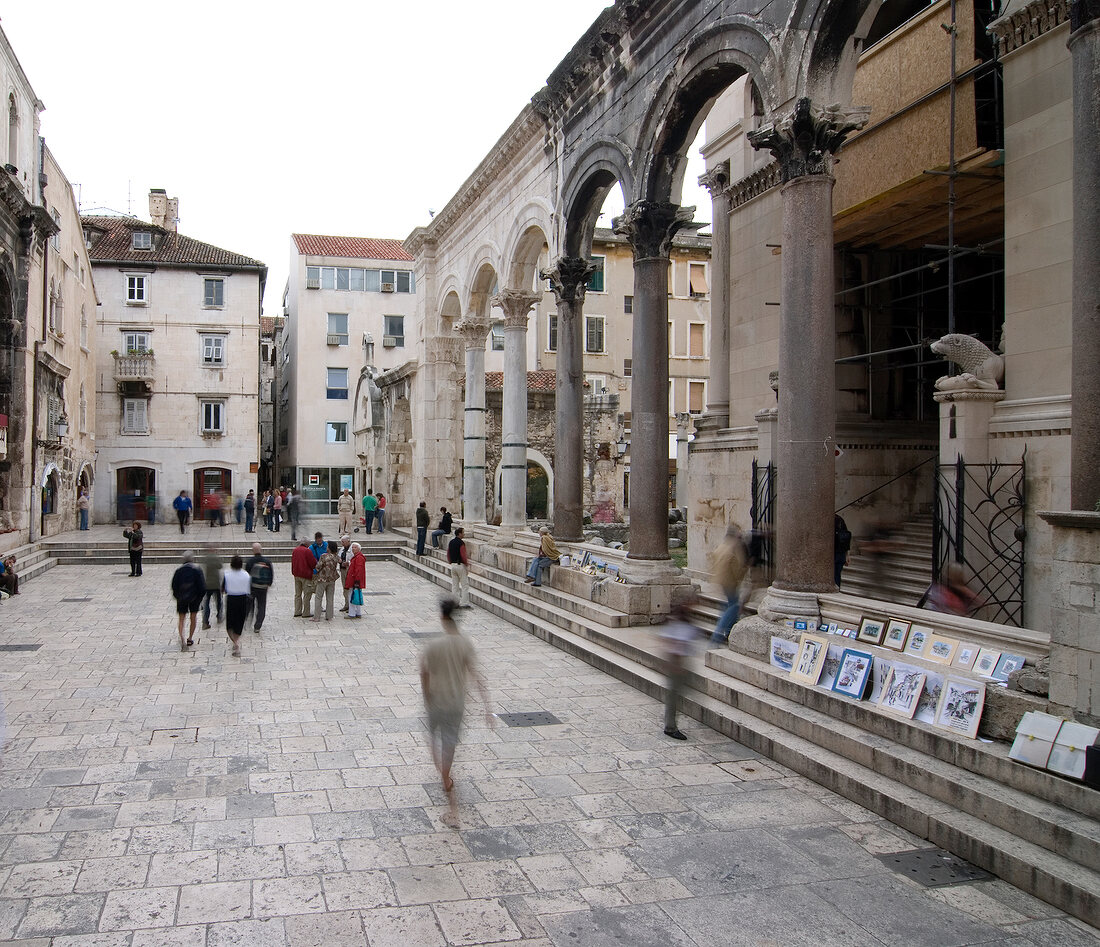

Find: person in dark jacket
[171,551,205,651]
[834,514,852,586]
[431,507,453,549]
[123,521,144,576]
[415,501,431,555]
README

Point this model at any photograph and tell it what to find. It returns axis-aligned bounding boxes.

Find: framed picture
[926,634,960,665]
[879,666,927,719]
[790,633,830,686]
[856,617,886,646]
[934,677,986,739]
[914,671,945,725]
[991,653,1025,683]
[904,625,932,658]
[868,656,895,704]
[882,619,911,651]
[952,642,980,671]
[793,619,809,632]
[973,647,1002,677]
[770,636,798,672]
[580,550,592,569]
[818,643,847,690]
[832,648,874,700]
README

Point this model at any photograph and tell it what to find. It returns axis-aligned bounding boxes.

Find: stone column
[614,201,697,561]
[1069,2,1100,511]
[491,289,539,544]
[748,98,869,617]
[675,412,693,511]
[542,257,595,542]
[697,161,731,431]
[456,317,491,524]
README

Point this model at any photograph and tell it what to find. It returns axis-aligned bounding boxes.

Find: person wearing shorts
[171,551,205,652]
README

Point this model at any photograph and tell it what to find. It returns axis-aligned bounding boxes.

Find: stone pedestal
[1038,511,1100,725]
[935,389,1005,464]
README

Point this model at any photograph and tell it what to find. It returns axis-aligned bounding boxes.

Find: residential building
[278,233,417,514]
[83,192,266,523]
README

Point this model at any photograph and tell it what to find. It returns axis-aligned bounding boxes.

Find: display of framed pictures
[817,643,847,690]
[926,634,960,665]
[868,656,895,704]
[770,636,798,672]
[904,624,932,658]
[914,671,945,725]
[973,647,1002,677]
[790,633,830,686]
[832,648,874,699]
[879,666,927,719]
[882,619,911,651]
[952,642,980,671]
[991,653,1025,683]
[856,617,886,646]
[934,677,986,738]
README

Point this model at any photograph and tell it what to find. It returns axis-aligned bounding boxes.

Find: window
[668,321,675,357]
[384,315,405,347]
[201,401,225,433]
[7,93,17,168]
[80,305,88,348]
[202,335,226,366]
[395,270,413,293]
[586,374,607,393]
[203,278,225,307]
[124,331,150,354]
[689,262,709,298]
[122,398,148,433]
[364,269,381,292]
[132,231,153,250]
[548,314,557,352]
[127,275,147,303]
[50,211,61,251]
[689,380,706,414]
[624,295,633,314]
[623,358,632,377]
[321,267,335,290]
[306,265,321,288]
[326,421,348,443]
[689,322,706,358]
[79,384,87,433]
[48,278,56,332]
[490,324,505,351]
[315,267,413,293]
[327,312,349,345]
[587,255,605,293]
[327,368,349,399]
[585,316,605,354]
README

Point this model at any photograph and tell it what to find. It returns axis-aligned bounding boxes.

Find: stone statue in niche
[929,333,1004,391]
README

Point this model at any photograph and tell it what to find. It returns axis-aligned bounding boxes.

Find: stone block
[1069,583,1097,610]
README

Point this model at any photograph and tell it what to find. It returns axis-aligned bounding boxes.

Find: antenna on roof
[127,179,132,216]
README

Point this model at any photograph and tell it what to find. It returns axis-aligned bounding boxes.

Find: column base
[492,526,520,547]
[618,558,690,587]
[757,586,822,623]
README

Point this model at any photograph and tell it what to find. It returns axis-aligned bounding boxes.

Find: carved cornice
[748,98,870,182]
[491,290,539,329]
[698,161,730,199]
[455,318,492,348]
[989,0,1070,52]
[727,162,782,210]
[541,256,596,305]
[1071,0,1100,30]
[425,335,464,365]
[612,201,698,262]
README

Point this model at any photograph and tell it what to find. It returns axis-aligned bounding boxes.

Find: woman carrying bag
[344,542,366,619]
[123,520,144,576]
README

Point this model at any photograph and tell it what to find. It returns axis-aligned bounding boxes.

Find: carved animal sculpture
[929,334,1004,391]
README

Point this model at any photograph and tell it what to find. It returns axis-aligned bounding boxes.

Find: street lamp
[55,414,69,440]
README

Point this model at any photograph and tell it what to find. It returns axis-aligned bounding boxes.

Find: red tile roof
[260,316,277,336]
[293,233,414,263]
[81,215,265,270]
[482,371,558,391]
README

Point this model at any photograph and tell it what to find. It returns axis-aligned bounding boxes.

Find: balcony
[113,352,155,392]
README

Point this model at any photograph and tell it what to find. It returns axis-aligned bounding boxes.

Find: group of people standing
[291,531,368,620]
[336,488,387,535]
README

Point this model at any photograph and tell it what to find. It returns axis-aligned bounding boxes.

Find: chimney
[148,188,179,232]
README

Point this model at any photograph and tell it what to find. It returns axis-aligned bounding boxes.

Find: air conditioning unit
[326,334,342,345]
[380,282,395,293]
[382,335,398,348]
[306,278,321,290]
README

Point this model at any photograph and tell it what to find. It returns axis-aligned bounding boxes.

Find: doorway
[526,461,549,519]
[116,466,155,521]
[194,467,232,502]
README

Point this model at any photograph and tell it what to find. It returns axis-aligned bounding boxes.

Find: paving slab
[0,560,1098,945]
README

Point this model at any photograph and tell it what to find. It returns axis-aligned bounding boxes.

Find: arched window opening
[7,93,17,168]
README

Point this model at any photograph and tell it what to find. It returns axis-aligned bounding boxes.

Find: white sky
[2,1,709,314]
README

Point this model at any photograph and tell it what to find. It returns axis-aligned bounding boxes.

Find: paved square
[1,558,1098,944]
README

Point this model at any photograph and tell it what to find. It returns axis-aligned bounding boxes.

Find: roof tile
[293,233,414,263]
[81,215,265,269]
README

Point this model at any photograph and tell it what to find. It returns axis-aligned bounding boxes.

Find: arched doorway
[41,464,60,537]
[116,466,155,522]
[77,464,93,527]
[526,461,549,519]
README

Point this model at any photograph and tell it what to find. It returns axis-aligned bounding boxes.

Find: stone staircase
[841,513,935,605]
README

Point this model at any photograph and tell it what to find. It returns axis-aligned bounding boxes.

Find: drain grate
[60,597,92,603]
[149,728,199,745]
[0,644,42,652]
[876,848,991,887]
[497,711,562,728]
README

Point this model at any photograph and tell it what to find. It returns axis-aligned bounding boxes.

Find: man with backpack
[171,551,206,652]
[245,542,275,633]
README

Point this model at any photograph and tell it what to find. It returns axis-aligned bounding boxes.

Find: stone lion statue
[930,334,1004,391]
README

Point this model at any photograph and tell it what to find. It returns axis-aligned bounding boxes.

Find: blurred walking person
[659,599,699,740]
[201,544,223,630]
[171,551,205,652]
[222,555,251,657]
[244,542,274,633]
[710,525,748,646]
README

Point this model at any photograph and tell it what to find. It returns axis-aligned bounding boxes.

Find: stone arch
[466,259,500,321]
[635,18,779,203]
[492,447,554,519]
[438,287,463,331]
[502,204,553,291]
[561,138,634,257]
[799,0,880,107]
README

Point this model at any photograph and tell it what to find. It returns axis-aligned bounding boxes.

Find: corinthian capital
[612,201,697,261]
[491,289,540,329]
[455,317,491,348]
[541,256,596,305]
[747,98,870,182]
[698,161,730,198]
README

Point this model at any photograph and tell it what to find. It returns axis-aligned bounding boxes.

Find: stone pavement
[0,561,1098,946]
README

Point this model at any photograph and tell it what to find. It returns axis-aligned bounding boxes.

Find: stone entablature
[989,0,1071,53]
[726,162,782,209]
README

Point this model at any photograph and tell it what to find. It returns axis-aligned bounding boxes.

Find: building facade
[278,234,417,514]
[84,192,266,524]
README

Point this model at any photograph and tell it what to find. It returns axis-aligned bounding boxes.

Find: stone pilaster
[613,200,697,561]
[748,98,868,619]
[542,257,596,542]
[491,289,539,544]
[696,161,731,432]
[457,317,491,524]
[674,412,693,512]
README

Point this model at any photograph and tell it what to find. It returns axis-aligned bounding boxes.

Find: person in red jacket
[290,540,317,618]
[344,541,366,619]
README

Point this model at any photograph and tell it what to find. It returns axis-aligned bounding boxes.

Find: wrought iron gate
[932,456,1026,626]
[750,459,776,586]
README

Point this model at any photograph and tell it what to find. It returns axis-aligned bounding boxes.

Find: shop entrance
[116,466,155,521]
[194,467,232,502]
